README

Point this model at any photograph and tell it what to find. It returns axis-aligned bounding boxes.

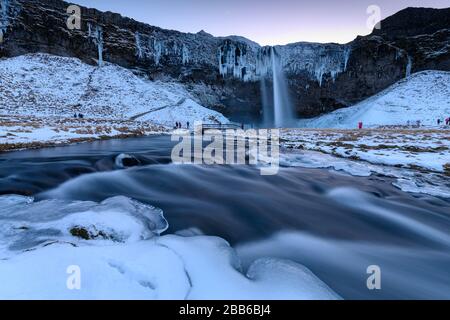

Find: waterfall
[135,32,143,59]
[259,47,296,128]
[95,26,103,67]
[87,23,104,67]
[260,77,274,127]
[263,47,295,128]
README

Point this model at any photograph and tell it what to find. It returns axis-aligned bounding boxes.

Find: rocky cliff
[1,0,449,121]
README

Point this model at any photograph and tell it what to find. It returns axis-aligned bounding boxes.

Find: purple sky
[72,0,449,45]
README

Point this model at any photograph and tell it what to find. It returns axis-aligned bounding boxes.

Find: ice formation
[0,0,20,37]
[218,41,352,87]
[0,0,10,33]
[0,195,168,253]
[182,44,190,65]
[0,195,340,300]
[218,40,255,81]
[298,45,351,86]
[87,23,103,66]
[259,43,353,87]
[135,32,191,66]
[135,32,144,59]
[154,39,162,65]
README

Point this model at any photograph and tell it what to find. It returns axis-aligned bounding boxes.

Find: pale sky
[72,0,449,45]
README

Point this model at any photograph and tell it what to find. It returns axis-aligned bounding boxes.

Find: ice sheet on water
[393,178,450,199]
[247,258,340,300]
[279,150,373,176]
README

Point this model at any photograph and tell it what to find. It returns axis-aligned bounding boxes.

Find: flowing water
[271,48,295,127]
[0,135,449,299]
[260,47,296,127]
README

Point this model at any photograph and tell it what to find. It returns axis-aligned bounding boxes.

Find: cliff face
[1,0,449,121]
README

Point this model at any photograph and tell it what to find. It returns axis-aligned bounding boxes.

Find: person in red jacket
[358,122,363,130]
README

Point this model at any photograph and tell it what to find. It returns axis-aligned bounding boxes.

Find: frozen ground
[282,129,450,173]
[0,115,165,152]
[298,71,450,129]
[280,128,450,198]
[0,195,339,300]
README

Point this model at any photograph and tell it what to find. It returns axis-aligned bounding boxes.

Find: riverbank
[2,119,450,182]
[0,115,168,153]
[281,128,450,175]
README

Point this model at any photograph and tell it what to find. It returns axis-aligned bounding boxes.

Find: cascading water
[271,47,295,127]
[259,47,296,128]
[260,77,273,127]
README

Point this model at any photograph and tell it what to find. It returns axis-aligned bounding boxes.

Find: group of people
[406,120,422,127]
[175,121,190,129]
[73,113,84,119]
[437,118,450,126]
[406,118,450,127]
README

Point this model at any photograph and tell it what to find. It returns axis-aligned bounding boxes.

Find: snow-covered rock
[0,195,168,252]
[299,71,450,128]
[0,53,228,125]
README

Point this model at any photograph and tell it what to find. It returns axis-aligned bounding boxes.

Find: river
[0,135,449,299]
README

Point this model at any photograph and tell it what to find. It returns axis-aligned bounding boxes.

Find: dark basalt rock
[371,7,450,40]
[0,0,449,121]
[70,226,116,241]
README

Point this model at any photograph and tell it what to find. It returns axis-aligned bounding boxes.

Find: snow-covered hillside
[0,53,228,126]
[299,71,450,128]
